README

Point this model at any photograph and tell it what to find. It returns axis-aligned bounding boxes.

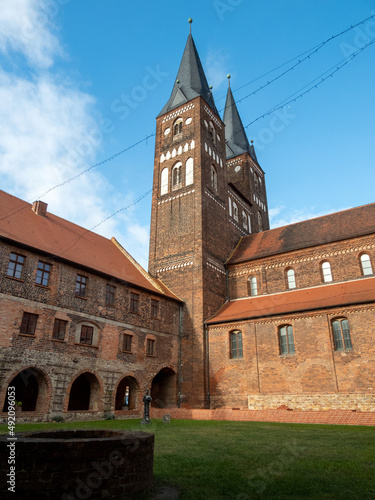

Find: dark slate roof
[228,203,375,264]
[157,34,219,117]
[223,84,258,163]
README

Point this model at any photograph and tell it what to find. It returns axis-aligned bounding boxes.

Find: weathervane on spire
[188,18,193,34]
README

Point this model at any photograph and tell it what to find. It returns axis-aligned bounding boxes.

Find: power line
[2,14,374,227]
[22,13,375,209]
[234,39,375,139]
[58,189,153,255]
[217,13,375,111]
[35,133,155,201]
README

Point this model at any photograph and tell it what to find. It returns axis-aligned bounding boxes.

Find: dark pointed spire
[223,76,258,163]
[157,27,218,117]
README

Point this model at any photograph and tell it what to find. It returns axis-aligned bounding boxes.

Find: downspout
[205,323,210,409]
[225,267,230,302]
[178,303,183,407]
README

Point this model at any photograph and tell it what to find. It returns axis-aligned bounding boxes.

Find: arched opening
[115,376,139,410]
[173,118,183,137]
[68,372,101,411]
[3,367,49,413]
[151,368,176,408]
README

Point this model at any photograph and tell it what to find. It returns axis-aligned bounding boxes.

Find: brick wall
[228,234,375,298]
[0,240,180,421]
[150,407,375,426]
[148,96,249,408]
[207,304,375,411]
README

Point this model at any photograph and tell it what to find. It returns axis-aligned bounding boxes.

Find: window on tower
[172,162,182,190]
[209,121,216,143]
[186,158,194,186]
[211,165,217,191]
[161,167,169,195]
[173,118,183,138]
[258,211,263,231]
[233,202,239,222]
[242,210,248,230]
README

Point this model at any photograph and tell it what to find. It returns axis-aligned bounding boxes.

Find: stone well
[0,429,154,499]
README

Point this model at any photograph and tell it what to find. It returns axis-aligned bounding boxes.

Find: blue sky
[0,0,374,269]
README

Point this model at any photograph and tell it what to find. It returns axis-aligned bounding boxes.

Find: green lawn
[1,418,374,499]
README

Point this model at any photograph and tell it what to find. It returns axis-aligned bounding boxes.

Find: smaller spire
[223,78,258,163]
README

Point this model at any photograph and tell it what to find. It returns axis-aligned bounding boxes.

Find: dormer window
[173,118,183,138]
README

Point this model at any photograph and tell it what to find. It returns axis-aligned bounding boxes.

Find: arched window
[186,158,194,186]
[233,202,239,222]
[209,121,215,143]
[172,162,182,190]
[242,210,248,230]
[254,174,259,190]
[278,325,295,355]
[321,261,333,283]
[258,211,263,231]
[211,165,217,191]
[286,268,296,289]
[160,167,168,195]
[229,330,243,359]
[331,318,352,351]
[360,253,373,276]
[248,276,257,296]
[173,118,182,138]
[228,196,232,217]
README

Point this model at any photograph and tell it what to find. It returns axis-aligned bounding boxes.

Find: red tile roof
[228,203,375,264]
[205,277,375,324]
[0,190,180,300]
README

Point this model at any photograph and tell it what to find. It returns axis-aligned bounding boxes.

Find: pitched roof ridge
[247,202,375,238]
[111,237,166,294]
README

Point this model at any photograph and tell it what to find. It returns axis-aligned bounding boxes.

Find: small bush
[51,415,65,423]
[103,413,115,420]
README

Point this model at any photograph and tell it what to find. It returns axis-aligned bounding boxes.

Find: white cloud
[204,48,229,92]
[0,0,62,68]
[0,0,151,269]
[269,205,348,229]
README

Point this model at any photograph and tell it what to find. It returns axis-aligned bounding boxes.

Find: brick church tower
[148,25,269,407]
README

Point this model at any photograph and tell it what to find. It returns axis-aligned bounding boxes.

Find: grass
[1,418,375,499]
